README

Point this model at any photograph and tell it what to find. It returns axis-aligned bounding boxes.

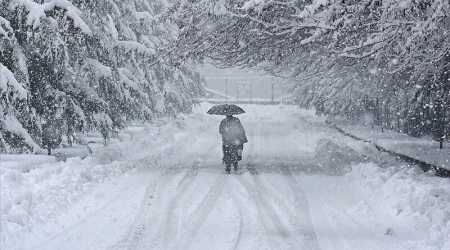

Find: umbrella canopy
[207,104,246,115]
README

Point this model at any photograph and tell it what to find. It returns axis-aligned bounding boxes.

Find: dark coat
[219,116,247,146]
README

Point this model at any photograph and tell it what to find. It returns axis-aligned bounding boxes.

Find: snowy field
[1,103,449,250]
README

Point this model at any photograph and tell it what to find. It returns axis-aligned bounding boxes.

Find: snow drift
[347,163,450,249]
[314,137,364,174]
[0,108,212,248]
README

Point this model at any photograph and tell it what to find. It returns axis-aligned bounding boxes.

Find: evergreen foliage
[0,0,204,153]
[170,0,449,141]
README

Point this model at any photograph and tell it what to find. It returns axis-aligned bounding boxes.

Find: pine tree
[0,0,204,153]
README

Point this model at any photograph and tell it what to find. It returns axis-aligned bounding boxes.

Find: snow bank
[0,154,139,247]
[0,106,212,248]
[314,137,364,174]
[347,163,450,249]
[335,123,450,170]
[0,154,56,173]
[94,113,210,164]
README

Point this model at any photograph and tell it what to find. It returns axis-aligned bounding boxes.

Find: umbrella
[207,104,246,115]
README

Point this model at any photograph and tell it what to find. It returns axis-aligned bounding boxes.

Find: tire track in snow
[113,122,222,250]
[180,174,228,249]
[240,165,305,249]
[280,165,321,250]
[266,114,321,249]
[242,116,306,249]
[107,168,175,250]
[228,192,245,250]
[161,164,200,249]
[109,166,198,250]
[295,173,359,250]
[297,173,388,250]
[147,165,199,249]
[228,178,269,250]
[35,174,157,250]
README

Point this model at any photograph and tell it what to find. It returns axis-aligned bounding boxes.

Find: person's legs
[226,163,231,174]
[222,143,227,164]
[226,144,239,171]
[237,144,243,161]
[223,142,232,173]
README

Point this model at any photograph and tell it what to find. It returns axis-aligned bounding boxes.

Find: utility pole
[441,100,446,149]
[236,83,239,102]
[250,82,252,103]
[271,77,274,103]
[205,80,208,102]
[236,82,251,103]
[225,75,228,103]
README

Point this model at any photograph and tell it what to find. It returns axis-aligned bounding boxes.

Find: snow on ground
[0,155,57,173]
[49,124,148,161]
[1,103,449,250]
[0,110,207,248]
[347,163,450,250]
[333,123,450,170]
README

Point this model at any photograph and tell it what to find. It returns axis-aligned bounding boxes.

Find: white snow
[10,0,93,35]
[299,0,331,19]
[2,115,41,152]
[1,103,449,250]
[0,63,27,100]
[334,123,450,170]
[118,68,140,91]
[242,0,269,11]
[347,163,450,250]
[134,12,155,21]
[84,59,112,78]
[117,41,156,55]
[0,16,13,38]
[0,154,56,173]
[0,112,202,248]
[107,14,119,40]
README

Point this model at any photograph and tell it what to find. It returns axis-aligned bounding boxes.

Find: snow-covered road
[3,104,449,250]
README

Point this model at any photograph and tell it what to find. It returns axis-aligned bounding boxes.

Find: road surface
[21,104,417,250]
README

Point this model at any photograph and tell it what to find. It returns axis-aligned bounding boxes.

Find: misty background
[198,64,287,101]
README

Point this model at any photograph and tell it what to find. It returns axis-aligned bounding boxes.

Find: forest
[1,0,204,153]
[1,0,449,152]
[170,0,450,144]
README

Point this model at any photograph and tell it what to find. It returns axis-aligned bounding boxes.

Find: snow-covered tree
[0,0,204,153]
[0,14,40,152]
[170,0,449,139]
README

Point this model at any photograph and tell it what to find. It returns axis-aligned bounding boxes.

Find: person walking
[219,114,247,173]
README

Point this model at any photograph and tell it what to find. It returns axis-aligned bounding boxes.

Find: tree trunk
[441,103,446,149]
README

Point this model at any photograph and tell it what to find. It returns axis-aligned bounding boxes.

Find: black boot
[233,162,238,172]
